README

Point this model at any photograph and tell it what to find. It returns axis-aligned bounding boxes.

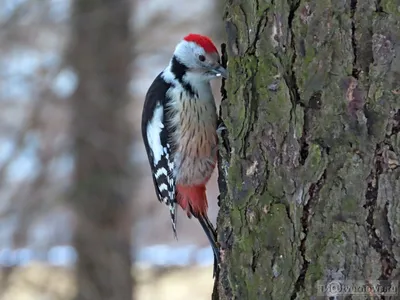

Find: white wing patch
[155,168,168,178]
[145,100,178,238]
[146,104,164,166]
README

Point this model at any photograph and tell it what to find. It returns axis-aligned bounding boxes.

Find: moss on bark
[215,0,400,299]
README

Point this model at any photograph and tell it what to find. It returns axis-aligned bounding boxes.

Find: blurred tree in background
[0,0,224,299]
[68,0,134,299]
[215,0,400,299]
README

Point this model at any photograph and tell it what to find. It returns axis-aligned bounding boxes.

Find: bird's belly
[175,130,217,186]
[175,154,216,186]
[172,96,217,186]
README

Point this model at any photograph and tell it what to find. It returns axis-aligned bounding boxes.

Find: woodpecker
[141,33,227,276]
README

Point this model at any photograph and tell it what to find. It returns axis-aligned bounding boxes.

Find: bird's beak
[211,65,228,79]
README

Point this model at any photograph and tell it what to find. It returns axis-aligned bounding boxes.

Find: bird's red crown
[183,33,218,54]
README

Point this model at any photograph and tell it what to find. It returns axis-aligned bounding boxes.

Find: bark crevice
[247,7,269,55]
[286,0,301,106]
[299,105,309,165]
[364,144,397,281]
[218,43,231,164]
[291,169,327,300]
[375,0,383,13]
[350,0,359,79]
[287,0,306,167]
[390,109,400,136]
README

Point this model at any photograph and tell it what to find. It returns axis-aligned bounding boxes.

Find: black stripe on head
[170,56,197,98]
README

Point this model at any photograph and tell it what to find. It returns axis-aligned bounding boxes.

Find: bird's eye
[199,55,206,62]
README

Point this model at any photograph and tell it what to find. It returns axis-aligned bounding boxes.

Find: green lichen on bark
[215,0,400,299]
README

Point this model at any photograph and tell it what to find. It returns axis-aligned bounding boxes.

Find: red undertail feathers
[176,184,208,218]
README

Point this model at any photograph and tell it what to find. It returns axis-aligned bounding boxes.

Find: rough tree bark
[215,0,399,299]
[69,1,134,299]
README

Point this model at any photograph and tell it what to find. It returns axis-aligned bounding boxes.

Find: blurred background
[0,0,224,299]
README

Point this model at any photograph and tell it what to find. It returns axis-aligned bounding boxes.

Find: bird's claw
[217,124,227,134]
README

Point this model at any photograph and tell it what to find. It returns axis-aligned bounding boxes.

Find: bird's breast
[171,95,218,186]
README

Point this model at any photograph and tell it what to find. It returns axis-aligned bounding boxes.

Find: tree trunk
[68,1,134,299]
[215,0,400,299]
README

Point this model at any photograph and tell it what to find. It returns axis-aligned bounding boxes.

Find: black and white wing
[141,73,177,236]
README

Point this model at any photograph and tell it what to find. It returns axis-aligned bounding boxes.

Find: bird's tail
[198,214,220,277]
[176,184,220,277]
[169,202,178,240]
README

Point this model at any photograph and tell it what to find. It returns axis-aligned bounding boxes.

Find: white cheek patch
[146,104,164,166]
